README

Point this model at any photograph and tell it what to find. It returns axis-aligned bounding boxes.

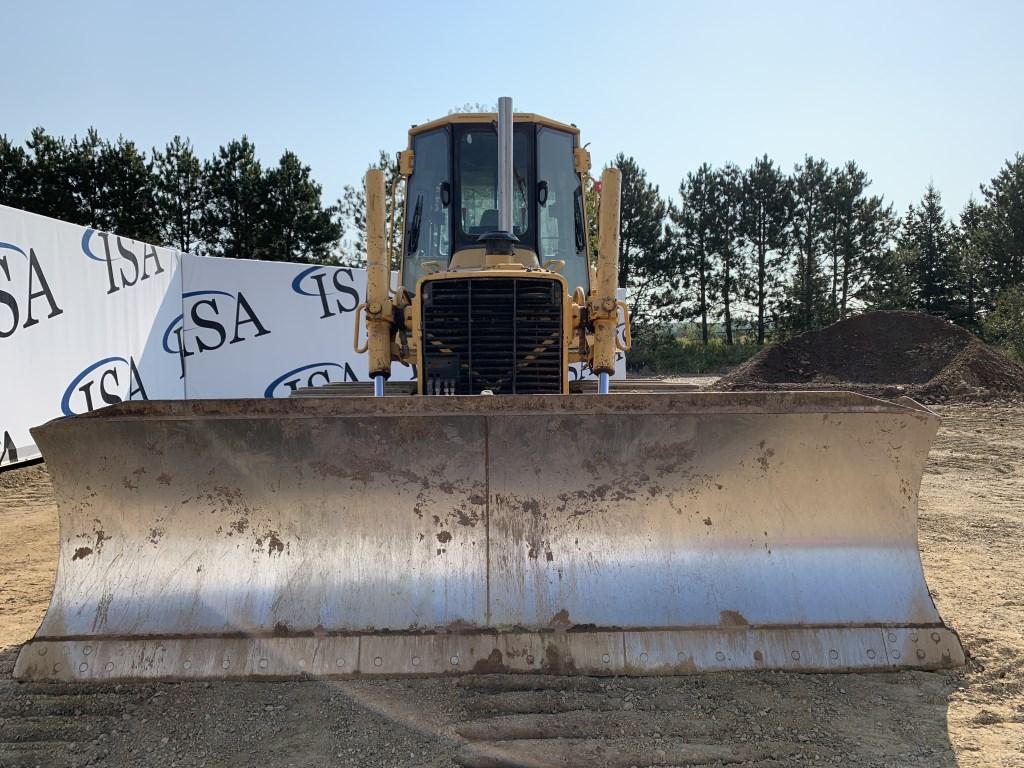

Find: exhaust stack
[497,95,513,233]
[479,96,517,256]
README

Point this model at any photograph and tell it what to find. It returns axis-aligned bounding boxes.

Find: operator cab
[400,113,590,295]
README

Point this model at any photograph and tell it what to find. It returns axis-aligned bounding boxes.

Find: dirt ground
[1,404,1022,768]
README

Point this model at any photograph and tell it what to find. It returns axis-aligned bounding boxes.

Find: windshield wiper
[573,187,585,252]
[407,195,423,253]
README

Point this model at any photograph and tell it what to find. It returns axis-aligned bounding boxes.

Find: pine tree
[202,137,265,259]
[983,287,1024,362]
[849,192,898,311]
[740,156,791,344]
[8,128,160,241]
[0,135,32,210]
[785,157,832,332]
[70,129,107,230]
[260,150,342,263]
[953,199,988,329]
[613,154,673,328]
[154,136,205,252]
[97,136,160,243]
[822,162,897,319]
[858,239,915,311]
[901,184,958,314]
[977,153,1024,299]
[823,162,862,321]
[671,164,718,344]
[23,128,81,223]
[708,164,744,344]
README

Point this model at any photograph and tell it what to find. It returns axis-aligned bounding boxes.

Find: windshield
[402,128,450,293]
[537,127,588,292]
[402,123,586,291]
[456,127,532,245]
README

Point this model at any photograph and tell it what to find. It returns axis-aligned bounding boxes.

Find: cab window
[402,128,450,293]
[537,127,588,292]
[455,126,532,248]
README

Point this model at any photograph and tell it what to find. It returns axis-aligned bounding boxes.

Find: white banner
[177,255,622,397]
[1,205,183,468]
[2,205,625,469]
[176,254,415,399]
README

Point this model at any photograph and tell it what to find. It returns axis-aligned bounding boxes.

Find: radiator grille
[421,278,563,395]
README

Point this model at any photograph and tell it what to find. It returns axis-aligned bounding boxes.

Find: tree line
[616,152,1024,353]
[0,129,362,264]
[1,126,1021,356]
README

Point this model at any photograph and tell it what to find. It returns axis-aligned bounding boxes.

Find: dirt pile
[714,311,1024,402]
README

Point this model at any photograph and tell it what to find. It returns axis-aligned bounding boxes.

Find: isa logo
[0,240,63,338]
[291,266,361,318]
[81,229,165,295]
[264,362,359,398]
[61,356,148,416]
[163,290,271,377]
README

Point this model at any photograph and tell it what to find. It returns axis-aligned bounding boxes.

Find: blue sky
[2,0,1021,217]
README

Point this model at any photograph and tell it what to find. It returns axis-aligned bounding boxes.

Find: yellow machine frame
[354,109,630,396]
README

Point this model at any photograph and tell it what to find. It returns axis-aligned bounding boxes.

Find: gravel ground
[1,404,1022,768]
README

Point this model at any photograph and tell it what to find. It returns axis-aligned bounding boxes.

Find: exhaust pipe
[497,96,513,233]
[479,96,517,257]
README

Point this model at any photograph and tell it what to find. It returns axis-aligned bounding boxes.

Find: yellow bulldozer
[15,98,964,682]
[355,98,627,397]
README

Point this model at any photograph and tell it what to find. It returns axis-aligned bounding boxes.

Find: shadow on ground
[1,641,961,768]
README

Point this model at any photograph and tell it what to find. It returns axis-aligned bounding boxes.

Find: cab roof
[409,112,579,139]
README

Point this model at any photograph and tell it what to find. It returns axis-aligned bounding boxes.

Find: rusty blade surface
[16,392,964,680]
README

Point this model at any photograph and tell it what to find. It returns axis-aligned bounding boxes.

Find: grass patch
[628,333,764,375]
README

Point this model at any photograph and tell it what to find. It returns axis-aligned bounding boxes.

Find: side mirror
[440,181,451,208]
[537,180,549,206]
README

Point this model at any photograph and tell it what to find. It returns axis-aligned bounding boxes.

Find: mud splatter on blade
[15,392,964,681]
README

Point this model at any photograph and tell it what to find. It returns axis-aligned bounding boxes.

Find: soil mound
[713,311,1024,402]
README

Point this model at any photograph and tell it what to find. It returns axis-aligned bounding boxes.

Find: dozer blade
[15,392,963,682]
